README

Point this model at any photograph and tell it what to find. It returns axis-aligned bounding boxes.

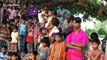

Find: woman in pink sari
[65,17,88,60]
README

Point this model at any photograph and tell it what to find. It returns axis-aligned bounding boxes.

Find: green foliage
[98,28,106,35]
[38,0,107,21]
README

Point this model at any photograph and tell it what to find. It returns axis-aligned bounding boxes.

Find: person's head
[13,28,17,32]
[73,17,81,29]
[29,51,38,60]
[51,17,59,27]
[59,4,64,9]
[40,27,47,35]
[0,1,3,8]
[33,17,38,23]
[90,32,98,41]
[21,15,26,24]
[48,10,53,16]
[41,37,50,47]
[7,52,12,60]
[21,18,25,24]
[2,23,6,28]
[11,52,18,60]
[60,13,65,17]
[91,39,100,50]
[68,15,75,27]
[54,33,62,42]
[1,46,7,54]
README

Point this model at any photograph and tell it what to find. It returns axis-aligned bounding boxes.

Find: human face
[68,20,74,27]
[42,29,47,35]
[55,35,62,42]
[11,55,17,60]
[21,19,25,24]
[92,42,98,50]
[1,48,6,54]
[42,42,47,47]
[73,21,80,29]
[29,53,35,59]
[48,11,53,16]
[13,29,17,32]
[2,24,6,28]
[34,19,38,23]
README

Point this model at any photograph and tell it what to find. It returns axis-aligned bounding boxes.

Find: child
[11,52,18,60]
[11,28,18,52]
[29,51,38,60]
[33,17,42,50]
[26,25,34,53]
[38,37,50,60]
[49,33,66,60]
[38,27,48,45]
[88,39,104,60]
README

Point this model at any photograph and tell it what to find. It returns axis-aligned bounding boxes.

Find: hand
[76,47,82,52]
[70,42,75,46]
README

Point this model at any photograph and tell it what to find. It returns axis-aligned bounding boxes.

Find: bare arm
[71,42,86,48]
[66,43,76,49]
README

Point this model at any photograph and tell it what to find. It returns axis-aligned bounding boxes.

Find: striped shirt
[0,28,9,41]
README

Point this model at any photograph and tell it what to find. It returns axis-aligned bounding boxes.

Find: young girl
[26,25,34,53]
[33,17,42,51]
[11,28,18,52]
[38,27,48,45]
[49,33,66,60]
[88,39,104,60]
[38,37,50,60]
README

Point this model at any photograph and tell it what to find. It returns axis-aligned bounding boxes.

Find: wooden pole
[105,41,107,60]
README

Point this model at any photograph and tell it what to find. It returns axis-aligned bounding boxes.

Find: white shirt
[11,32,18,43]
[0,52,8,60]
[49,26,59,37]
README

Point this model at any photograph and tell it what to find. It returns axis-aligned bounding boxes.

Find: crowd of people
[0,1,106,60]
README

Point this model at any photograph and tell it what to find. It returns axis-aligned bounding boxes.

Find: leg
[20,35,23,53]
[21,35,26,52]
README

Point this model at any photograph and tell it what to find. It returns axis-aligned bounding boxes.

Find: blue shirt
[0,52,8,60]
[18,23,28,35]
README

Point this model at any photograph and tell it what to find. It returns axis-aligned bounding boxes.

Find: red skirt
[26,36,34,44]
[12,43,18,45]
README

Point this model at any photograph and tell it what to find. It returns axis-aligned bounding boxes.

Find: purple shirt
[65,29,88,59]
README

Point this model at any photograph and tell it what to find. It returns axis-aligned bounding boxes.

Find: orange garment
[49,42,66,60]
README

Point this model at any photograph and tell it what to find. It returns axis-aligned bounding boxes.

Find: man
[0,46,8,60]
[65,17,88,60]
[0,23,10,52]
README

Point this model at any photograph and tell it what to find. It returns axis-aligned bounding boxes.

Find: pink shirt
[65,29,88,55]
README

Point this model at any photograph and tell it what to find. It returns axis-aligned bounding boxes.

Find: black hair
[51,18,59,27]
[2,45,7,49]
[39,27,46,32]
[30,51,38,56]
[15,16,20,19]
[90,32,98,40]
[91,38,100,45]
[21,14,26,20]
[11,52,18,56]
[8,52,13,56]
[34,16,39,22]
[41,37,50,47]
[68,15,75,23]
[74,17,81,23]
[54,33,62,38]
[0,1,3,8]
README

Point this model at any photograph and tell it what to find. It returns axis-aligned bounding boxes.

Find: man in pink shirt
[65,17,88,60]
